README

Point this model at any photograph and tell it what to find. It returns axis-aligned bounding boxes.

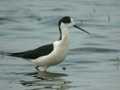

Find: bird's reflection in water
[20,71,72,90]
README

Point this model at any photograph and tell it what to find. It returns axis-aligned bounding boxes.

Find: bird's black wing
[8,44,54,59]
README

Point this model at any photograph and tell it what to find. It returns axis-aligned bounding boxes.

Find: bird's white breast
[30,38,69,67]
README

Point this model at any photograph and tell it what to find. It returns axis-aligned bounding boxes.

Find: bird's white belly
[31,43,68,67]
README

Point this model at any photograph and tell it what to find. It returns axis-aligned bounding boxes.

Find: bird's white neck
[59,23,70,40]
[60,25,69,40]
[58,24,70,47]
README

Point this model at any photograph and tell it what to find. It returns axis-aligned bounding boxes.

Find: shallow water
[0,0,120,90]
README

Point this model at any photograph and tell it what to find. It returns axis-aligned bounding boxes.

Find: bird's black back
[9,44,54,59]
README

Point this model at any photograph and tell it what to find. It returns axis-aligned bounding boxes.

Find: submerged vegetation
[116,56,120,64]
[116,56,120,70]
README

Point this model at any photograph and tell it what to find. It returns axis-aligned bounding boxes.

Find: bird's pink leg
[35,66,40,71]
[44,68,47,72]
[44,67,48,72]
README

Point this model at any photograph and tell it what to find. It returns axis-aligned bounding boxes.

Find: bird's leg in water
[35,66,40,71]
[44,67,48,72]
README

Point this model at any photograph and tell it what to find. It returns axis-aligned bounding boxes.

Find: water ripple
[0,17,18,24]
[70,47,120,54]
[20,71,71,90]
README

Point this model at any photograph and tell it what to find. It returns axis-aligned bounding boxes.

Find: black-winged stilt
[8,16,90,72]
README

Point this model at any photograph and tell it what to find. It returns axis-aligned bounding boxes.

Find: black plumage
[9,44,54,59]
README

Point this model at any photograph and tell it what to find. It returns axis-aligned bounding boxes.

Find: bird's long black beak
[74,25,90,34]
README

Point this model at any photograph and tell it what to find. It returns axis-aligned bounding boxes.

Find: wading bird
[8,16,90,72]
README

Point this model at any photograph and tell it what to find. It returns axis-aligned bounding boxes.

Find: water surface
[0,0,120,90]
